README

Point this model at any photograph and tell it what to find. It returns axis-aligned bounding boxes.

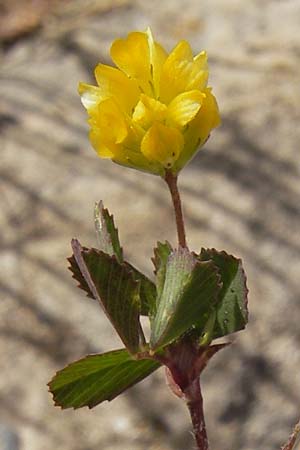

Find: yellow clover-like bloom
[79,28,220,176]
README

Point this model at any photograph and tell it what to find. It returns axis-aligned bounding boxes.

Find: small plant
[48,28,299,450]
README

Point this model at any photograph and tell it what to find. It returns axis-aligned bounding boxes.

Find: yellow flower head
[79,28,220,176]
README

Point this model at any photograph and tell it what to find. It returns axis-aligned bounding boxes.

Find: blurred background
[1,0,300,449]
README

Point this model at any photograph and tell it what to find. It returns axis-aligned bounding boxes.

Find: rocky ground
[1,0,300,449]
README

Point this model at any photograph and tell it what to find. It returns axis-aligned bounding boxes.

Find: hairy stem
[165,171,187,248]
[185,378,209,450]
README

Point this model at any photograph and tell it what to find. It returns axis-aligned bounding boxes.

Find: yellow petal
[90,119,163,175]
[141,122,184,168]
[188,51,209,90]
[78,82,102,113]
[191,87,221,140]
[146,27,168,98]
[160,41,208,104]
[89,128,118,158]
[96,98,128,144]
[167,90,205,128]
[194,50,208,67]
[132,94,167,129]
[159,40,192,103]
[94,64,139,113]
[173,88,220,171]
[110,31,152,96]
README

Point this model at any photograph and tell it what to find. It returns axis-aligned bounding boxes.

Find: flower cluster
[79,28,220,175]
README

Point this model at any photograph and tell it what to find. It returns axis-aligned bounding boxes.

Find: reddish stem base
[185,378,209,450]
[157,339,210,450]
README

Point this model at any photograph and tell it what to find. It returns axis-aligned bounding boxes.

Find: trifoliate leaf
[150,248,221,350]
[94,201,123,262]
[68,248,156,318]
[71,239,142,354]
[49,349,160,409]
[199,248,248,338]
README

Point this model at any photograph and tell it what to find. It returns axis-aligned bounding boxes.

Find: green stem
[164,171,187,248]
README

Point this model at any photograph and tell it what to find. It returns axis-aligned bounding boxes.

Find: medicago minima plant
[48,28,300,450]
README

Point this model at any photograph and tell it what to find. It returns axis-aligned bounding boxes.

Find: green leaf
[94,201,123,263]
[150,248,221,350]
[69,201,155,318]
[49,349,160,409]
[127,263,157,318]
[198,309,217,347]
[69,248,156,318]
[199,249,248,338]
[152,241,173,299]
[71,239,142,354]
